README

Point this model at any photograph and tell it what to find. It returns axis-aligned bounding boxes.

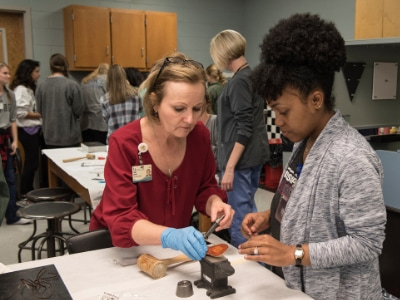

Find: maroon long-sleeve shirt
[90,119,227,247]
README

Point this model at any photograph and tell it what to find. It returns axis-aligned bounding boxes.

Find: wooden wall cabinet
[355,0,400,39]
[145,11,177,69]
[63,5,177,71]
[110,9,146,69]
[63,6,111,70]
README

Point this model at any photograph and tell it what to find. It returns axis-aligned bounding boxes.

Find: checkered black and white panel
[265,108,281,140]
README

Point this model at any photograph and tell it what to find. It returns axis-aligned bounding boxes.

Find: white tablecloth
[5,235,312,300]
[42,147,107,208]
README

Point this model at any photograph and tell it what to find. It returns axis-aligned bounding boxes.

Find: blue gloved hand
[161,226,208,261]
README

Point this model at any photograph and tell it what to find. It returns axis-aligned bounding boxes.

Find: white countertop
[42,147,107,208]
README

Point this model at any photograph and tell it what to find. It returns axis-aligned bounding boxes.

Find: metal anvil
[194,255,235,299]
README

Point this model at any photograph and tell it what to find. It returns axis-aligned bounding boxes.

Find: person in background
[36,54,83,188]
[90,52,234,261]
[205,64,226,114]
[80,63,109,144]
[10,59,42,196]
[209,30,270,248]
[101,64,143,143]
[200,93,218,179]
[0,62,31,225]
[125,67,145,88]
[36,53,84,149]
[239,13,386,299]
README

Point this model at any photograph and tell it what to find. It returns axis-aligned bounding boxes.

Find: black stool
[26,187,79,233]
[18,201,80,261]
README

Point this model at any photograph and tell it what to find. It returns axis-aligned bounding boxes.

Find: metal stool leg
[18,220,38,263]
[37,219,69,259]
[30,232,48,261]
[67,215,80,234]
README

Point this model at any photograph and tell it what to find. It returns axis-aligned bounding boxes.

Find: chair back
[66,229,113,254]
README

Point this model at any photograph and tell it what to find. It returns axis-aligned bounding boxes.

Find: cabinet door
[383,0,400,37]
[64,6,111,69]
[145,12,177,68]
[110,9,146,69]
[354,0,383,39]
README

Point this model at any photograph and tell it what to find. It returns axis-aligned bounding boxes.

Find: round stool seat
[19,201,81,220]
[26,187,73,203]
[18,201,81,260]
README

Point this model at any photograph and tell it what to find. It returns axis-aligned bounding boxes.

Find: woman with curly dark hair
[10,59,42,196]
[238,14,386,299]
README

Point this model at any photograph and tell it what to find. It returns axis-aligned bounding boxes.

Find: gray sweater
[216,67,269,170]
[281,111,386,299]
[36,76,84,146]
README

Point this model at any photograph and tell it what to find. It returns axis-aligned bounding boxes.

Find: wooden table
[42,148,107,209]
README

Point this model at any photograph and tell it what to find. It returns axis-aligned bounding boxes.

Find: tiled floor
[0,205,91,265]
[0,188,274,266]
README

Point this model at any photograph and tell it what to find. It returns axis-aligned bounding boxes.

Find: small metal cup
[176,280,193,298]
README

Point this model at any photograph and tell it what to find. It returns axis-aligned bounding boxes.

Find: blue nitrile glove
[161,226,208,261]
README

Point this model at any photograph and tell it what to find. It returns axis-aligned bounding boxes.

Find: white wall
[243,0,355,67]
[0,0,244,80]
[6,0,396,128]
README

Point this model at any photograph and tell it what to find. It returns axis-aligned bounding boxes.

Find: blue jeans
[224,164,262,248]
[4,153,19,224]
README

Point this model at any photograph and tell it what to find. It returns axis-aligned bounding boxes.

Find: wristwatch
[294,244,304,267]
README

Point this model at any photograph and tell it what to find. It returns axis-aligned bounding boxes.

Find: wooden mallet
[62,153,96,163]
[137,253,191,279]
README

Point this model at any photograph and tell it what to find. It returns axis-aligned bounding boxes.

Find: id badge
[0,103,4,110]
[132,164,152,183]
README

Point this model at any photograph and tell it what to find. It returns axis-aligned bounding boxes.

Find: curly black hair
[10,59,40,92]
[252,13,346,110]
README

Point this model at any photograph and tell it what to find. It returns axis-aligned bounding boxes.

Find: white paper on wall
[372,62,398,100]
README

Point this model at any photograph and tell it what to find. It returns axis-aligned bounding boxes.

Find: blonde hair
[82,63,109,84]
[142,52,207,124]
[107,64,138,105]
[206,64,226,85]
[210,29,246,71]
[0,62,12,101]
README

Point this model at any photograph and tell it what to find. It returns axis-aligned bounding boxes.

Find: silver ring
[253,247,259,255]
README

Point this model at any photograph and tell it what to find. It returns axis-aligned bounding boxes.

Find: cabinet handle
[141,47,144,57]
[106,46,110,56]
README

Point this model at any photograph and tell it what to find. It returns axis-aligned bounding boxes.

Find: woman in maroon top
[90,52,234,260]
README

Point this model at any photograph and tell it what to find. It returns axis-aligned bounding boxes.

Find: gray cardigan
[216,67,269,170]
[281,111,386,299]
